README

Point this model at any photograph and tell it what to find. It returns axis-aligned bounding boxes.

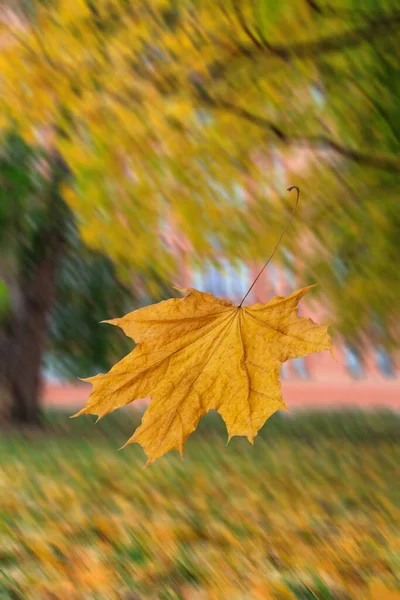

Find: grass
[0,409,399,599]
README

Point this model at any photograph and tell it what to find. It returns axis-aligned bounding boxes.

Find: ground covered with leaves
[0,410,399,599]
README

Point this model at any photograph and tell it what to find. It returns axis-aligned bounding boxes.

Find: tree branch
[231,0,264,50]
[208,10,400,79]
[199,95,400,172]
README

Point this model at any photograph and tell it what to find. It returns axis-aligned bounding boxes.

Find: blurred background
[0,0,399,598]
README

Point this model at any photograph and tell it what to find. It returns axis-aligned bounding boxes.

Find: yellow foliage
[368,583,400,599]
[0,0,329,272]
[73,285,332,465]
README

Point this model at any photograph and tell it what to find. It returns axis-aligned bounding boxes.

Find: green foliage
[46,238,134,380]
[47,215,177,380]
[0,130,61,278]
[0,131,37,247]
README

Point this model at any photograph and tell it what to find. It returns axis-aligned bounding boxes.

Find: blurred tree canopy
[0,0,398,354]
[0,132,171,425]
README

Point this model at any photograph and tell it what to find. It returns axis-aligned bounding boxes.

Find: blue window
[280,362,290,380]
[376,347,395,378]
[197,262,224,297]
[221,259,249,301]
[237,262,250,300]
[343,345,365,379]
[293,357,309,379]
[192,260,249,303]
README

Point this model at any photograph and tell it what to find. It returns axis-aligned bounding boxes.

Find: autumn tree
[0,0,399,423]
[0,130,178,425]
[0,133,71,425]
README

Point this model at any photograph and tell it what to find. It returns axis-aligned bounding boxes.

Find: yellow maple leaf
[72,187,333,466]
[72,284,332,466]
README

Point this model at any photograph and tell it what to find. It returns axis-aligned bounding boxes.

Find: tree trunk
[0,333,13,426]
[0,233,22,426]
[9,244,63,426]
[0,153,70,427]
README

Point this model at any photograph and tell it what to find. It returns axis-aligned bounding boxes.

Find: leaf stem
[238,186,300,307]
